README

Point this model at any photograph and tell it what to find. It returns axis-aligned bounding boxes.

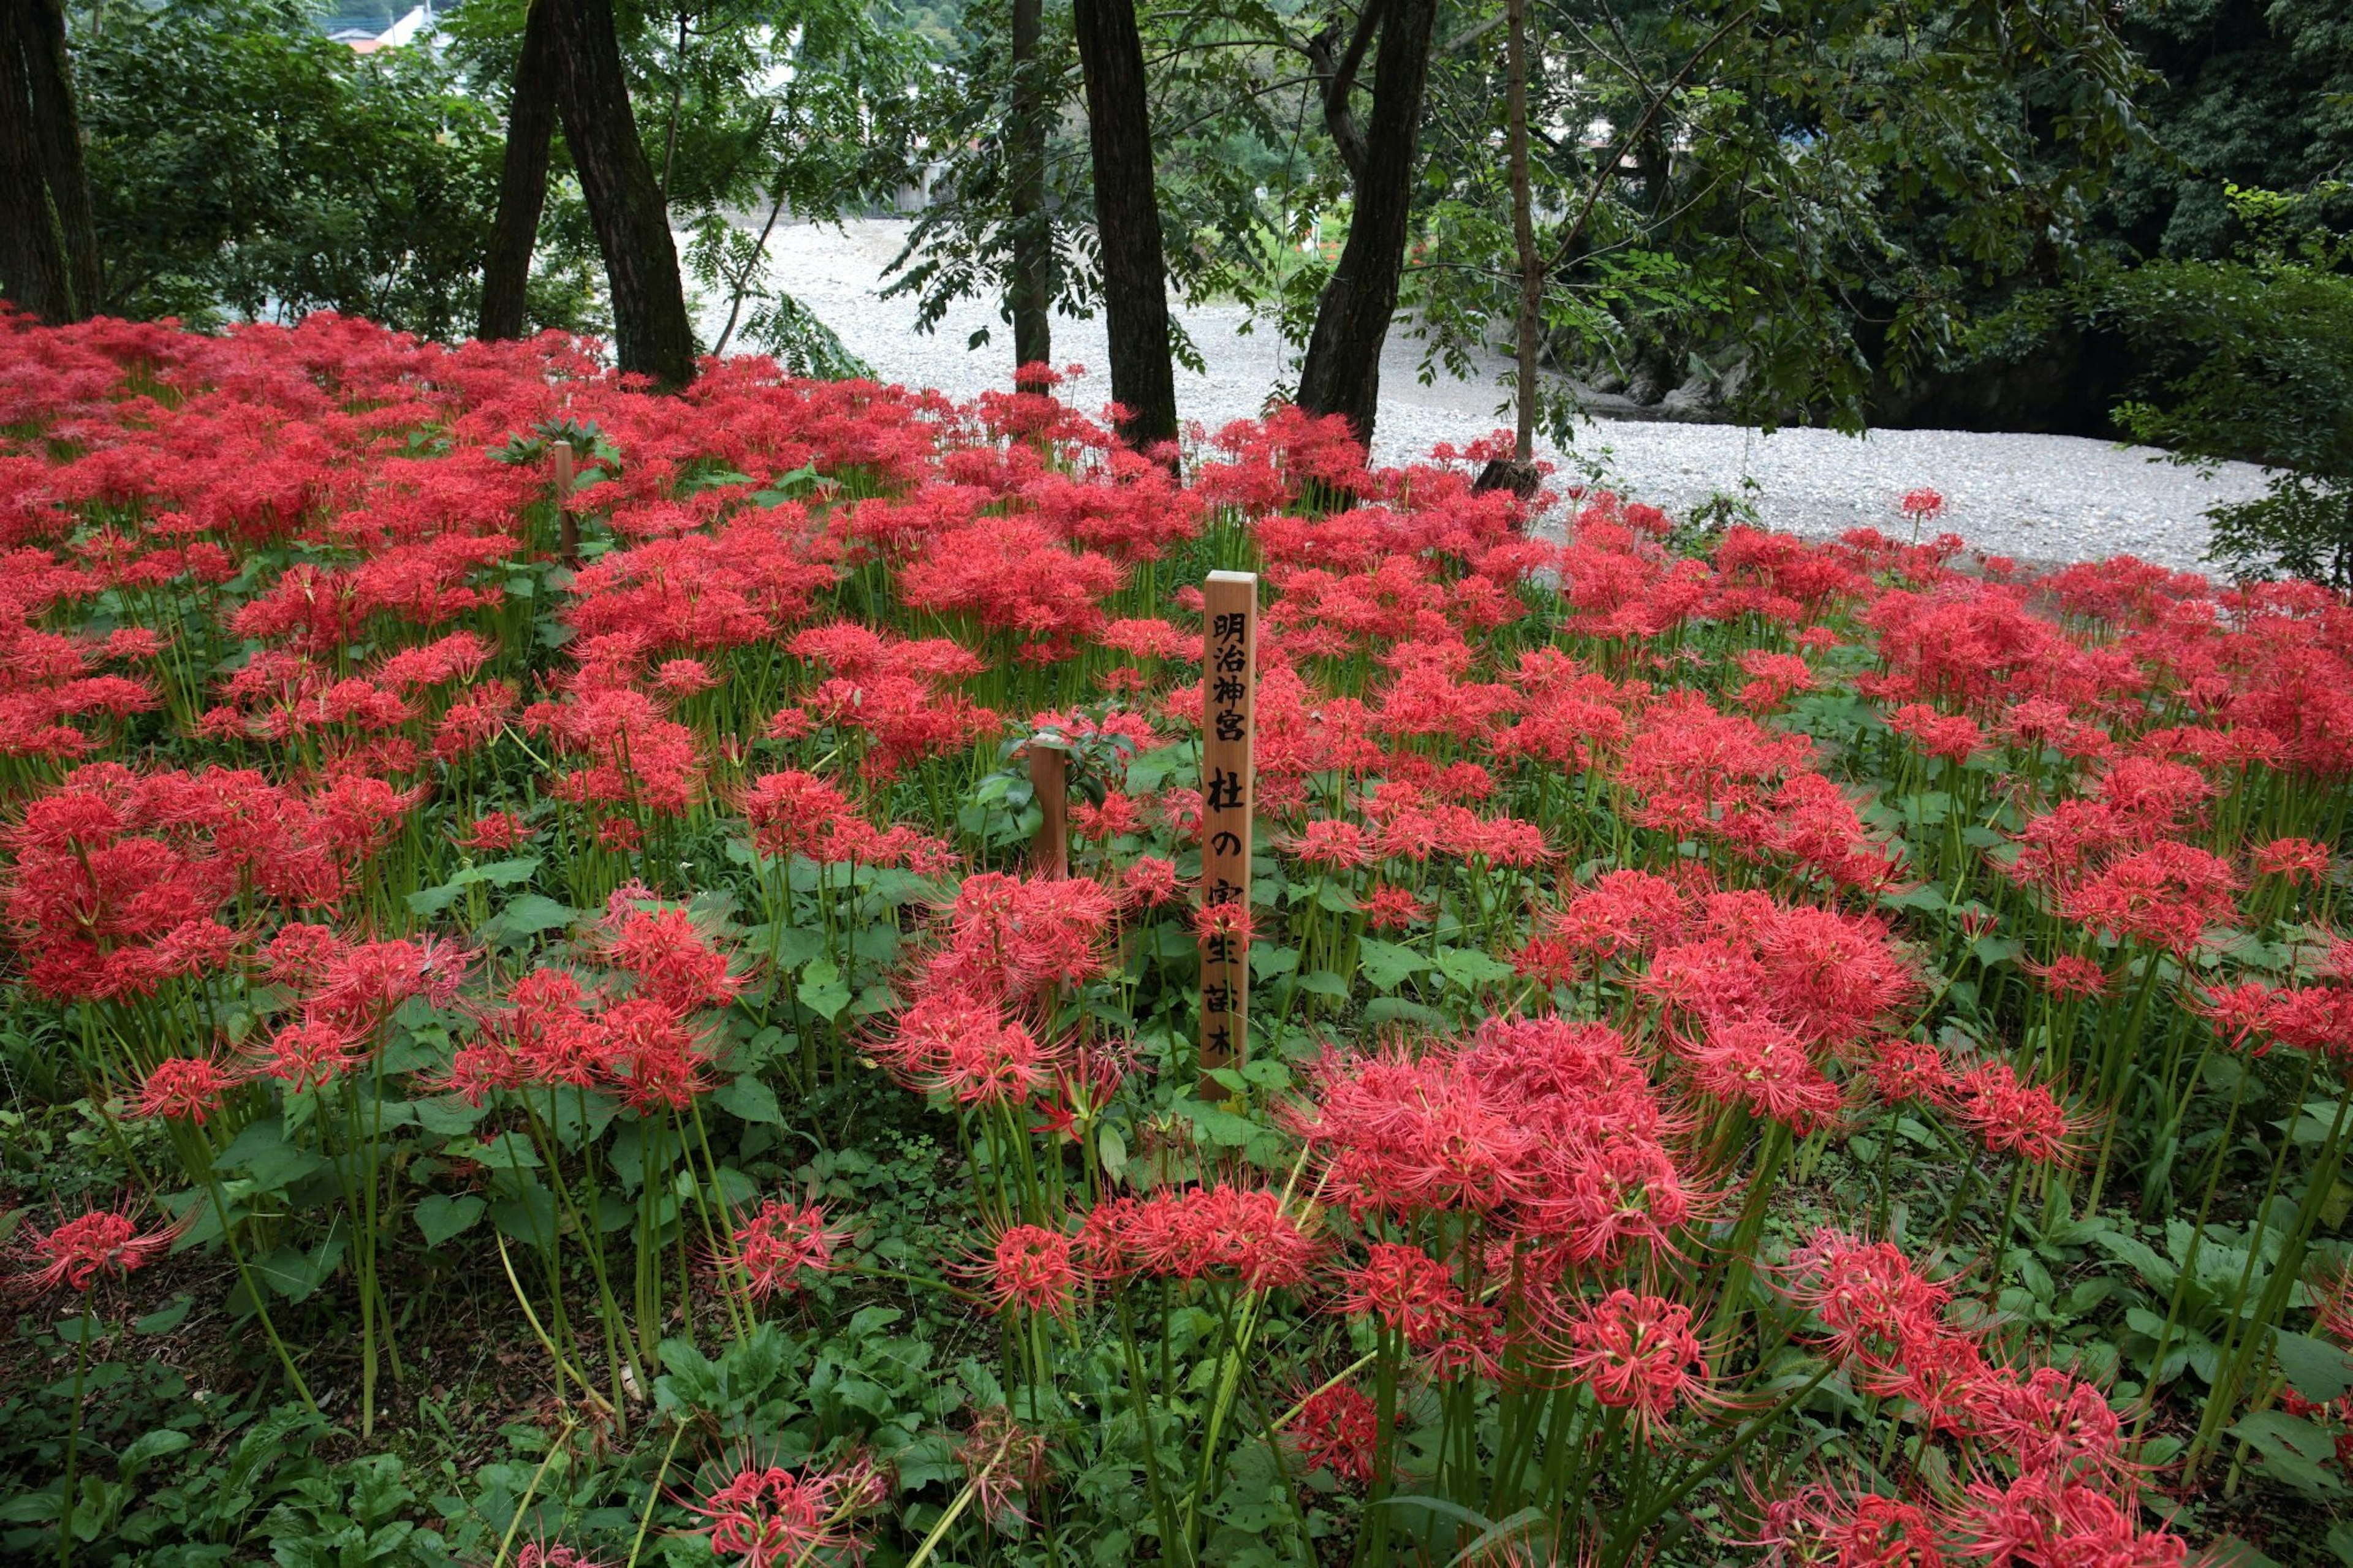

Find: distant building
[318,1,436,53]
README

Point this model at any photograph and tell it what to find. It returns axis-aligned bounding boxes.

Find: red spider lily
[1950,1471,2188,1568]
[1861,1039,1953,1110]
[1289,817,1370,869]
[687,1454,885,1568]
[515,1541,614,1568]
[133,1055,233,1124]
[2254,836,2332,884]
[1747,1481,1947,1568]
[950,1407,1053,1528]
[1556,1289,1711,1436]
[1072,1184,1321,1289]
[1286,1381,1385,1488]
[17,1205,179,1292]
[1886,703,1985,765]
[734,1200,850,1298]
[2191,979,2279,1053]
[2060,841,2240,956]
[1118,855,1182,907]
[1335,1243,1502,1377]
[601,901,741,1010]
[1781,1229,1953,1366]
[979,1224,1078,1316]
[248,1016,371,1090]
[1949,1062,2086,1166]
[1357,884,1430,930]
[1680,1017,1847,1135]
[873,992,1052,1106]
[2022,953,2110,1001]
[1898,487,1946,523]
[450,811,532,855]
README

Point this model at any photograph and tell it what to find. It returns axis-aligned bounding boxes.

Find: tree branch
[1306,0,1387,184]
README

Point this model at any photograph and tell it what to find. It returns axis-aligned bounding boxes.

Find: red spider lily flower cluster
[1769,1229,2191,1563]
[734,1200,850,1298]
[688,1454,885,1568]
[15,1206,178,1292]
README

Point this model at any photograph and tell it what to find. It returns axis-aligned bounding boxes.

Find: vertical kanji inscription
[1199,570,1257,1075]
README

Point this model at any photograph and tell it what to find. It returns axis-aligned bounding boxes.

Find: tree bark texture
[1505,0,1539,463]
[0,0,101,322]
[1007,0,1051,374]
[547,0,697,390]
[1073,0,1178,450]
[1295,0,1439,449]
[478,0,561,342]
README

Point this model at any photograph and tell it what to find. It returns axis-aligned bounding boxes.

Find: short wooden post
[1029,739,1069,878]
[550,439,579,567]
[1199,570,1257,1077]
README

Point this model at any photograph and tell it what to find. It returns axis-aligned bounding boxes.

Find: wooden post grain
[1029,739,1069,878]
[550,438,579,566]
[1199,570,1257,1077]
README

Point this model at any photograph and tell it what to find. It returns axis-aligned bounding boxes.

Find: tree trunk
[1295,0,1439,449]
[0,0,101,322]
[1073,0,1178,451]
[478,0,560,342]
[1007,0,1051,374]
[547,0,697,390]
[1475,0,1543,501]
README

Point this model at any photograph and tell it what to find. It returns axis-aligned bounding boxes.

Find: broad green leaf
[413,1193,487,1247]
[2275,1330,2353,1402]
[1433,945,1515,990]
[481,893,577,945]
[717,1072,787,1127]
[1357,937,1427,991]
[797,958,853,1021]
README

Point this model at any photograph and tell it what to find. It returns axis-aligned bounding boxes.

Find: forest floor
[729,216,2273,570]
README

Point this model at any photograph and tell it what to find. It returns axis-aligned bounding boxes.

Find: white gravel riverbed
[726,219,2271,571]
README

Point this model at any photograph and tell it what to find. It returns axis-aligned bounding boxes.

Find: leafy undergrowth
[3,312,2353,1567]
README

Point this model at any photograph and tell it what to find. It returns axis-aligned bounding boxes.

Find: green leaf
[214,1115,323,1194]
[2232,1409,2348,1496]
[1433,945,1515,990]
[413,1193,487,1247]
[717,1073,787,1127]
[132,1295,193,1335]
[1357,937,1427,992]
[1297,969,1351,999]
[411,1095,488,1137]
[480,893,577,945]
[118,1428,193,1476]
[1249,944,1299,980]
[2275,1330,2353,1402]
[797,958,853,1021]
[257,1235,346,1303]
[1096,1123,1129,1184]
[406,857,542,915]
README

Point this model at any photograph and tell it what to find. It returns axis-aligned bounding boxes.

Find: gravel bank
[730,218,2271,571]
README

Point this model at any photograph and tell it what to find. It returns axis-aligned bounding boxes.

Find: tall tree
[545,0,697,389]
[1072,0,1177,450]
[477,0,559,341]
[0,0,102,322]
[1007,0,1051,373]
[1296,0,1439,448]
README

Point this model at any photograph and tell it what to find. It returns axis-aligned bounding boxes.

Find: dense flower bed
[5,309,2353,1566]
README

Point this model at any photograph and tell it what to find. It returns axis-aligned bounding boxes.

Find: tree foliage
[73,0,584,338]
[2095,184,2353,585]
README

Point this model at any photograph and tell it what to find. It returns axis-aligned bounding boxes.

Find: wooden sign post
[550,439,580,567]
[1199,570,1257,1076]
[1029,738,1069,878]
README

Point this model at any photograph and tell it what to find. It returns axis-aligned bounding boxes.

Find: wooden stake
[1029,739,1069,878]
[550,439,579,567]
[1199,570,1257,1077]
